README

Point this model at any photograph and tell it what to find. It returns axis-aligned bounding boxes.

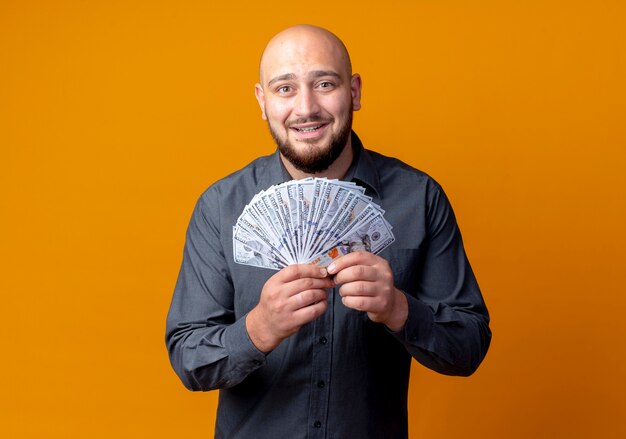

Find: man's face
[255,28,361,174]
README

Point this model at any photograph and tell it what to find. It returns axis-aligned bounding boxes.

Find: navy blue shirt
[166,133,491,438]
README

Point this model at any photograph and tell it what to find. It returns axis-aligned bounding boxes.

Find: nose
[294,87,320,118]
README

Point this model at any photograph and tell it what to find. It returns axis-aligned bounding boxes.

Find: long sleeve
[391,182,491,376]
[165,190,266,391]
[164,144,491,437]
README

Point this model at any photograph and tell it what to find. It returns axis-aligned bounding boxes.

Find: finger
[341,295,379,313]
[290,288,329,310]
[333,264,378,285]
[326,251,379,275]
[277,264,329,282]
[282,276,335,297]
[291,298,328,325]
[338,281,378,298]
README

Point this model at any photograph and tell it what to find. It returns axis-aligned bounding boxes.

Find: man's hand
[246,264,335,353]
[327,252,408,332]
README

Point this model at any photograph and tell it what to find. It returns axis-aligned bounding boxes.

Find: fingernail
[327,263,336,274]
[319,268,327,276]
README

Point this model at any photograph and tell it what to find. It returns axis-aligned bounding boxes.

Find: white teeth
[297,125,321,133]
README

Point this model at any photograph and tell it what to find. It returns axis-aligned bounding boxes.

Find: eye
[277,85,292,94]
[318,81,334,90]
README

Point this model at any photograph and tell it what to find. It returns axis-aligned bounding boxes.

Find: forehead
[260,31,350,85]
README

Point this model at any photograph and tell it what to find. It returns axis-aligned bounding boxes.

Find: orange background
[1,1,625,437]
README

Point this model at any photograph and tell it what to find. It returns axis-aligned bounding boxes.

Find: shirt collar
[346,131,381,198]
[265,131,381,197]
[261,149,293,189]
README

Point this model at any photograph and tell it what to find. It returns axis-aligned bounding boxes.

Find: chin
[268,115,353,174]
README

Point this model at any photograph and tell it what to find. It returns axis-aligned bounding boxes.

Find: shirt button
[317,380,325,388]
[319,336,327,345]
[252,360,262,366]
[313,421,322,428]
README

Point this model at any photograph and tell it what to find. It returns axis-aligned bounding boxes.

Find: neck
[280,137,354,181]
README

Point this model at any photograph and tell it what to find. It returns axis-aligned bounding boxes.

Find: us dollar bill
[233,178,395,269]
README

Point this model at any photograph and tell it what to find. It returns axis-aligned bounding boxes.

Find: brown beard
[268,111,353,174]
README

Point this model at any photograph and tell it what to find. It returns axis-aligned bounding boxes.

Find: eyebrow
[268,73,296,87]
[267,70,342,87]
[309,70,341,79]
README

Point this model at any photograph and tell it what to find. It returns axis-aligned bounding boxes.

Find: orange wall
[1,1,625,437]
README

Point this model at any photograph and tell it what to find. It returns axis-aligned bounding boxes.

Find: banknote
[233,178,394,270]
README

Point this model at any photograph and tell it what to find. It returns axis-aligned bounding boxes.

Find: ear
[254,83,267,120]
[350,73,362,111]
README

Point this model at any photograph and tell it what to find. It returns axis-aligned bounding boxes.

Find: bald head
[259,25,352,86]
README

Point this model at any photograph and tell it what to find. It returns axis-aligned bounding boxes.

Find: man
[166,25,491,438]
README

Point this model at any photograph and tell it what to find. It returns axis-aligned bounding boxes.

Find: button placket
[307,286,334,438]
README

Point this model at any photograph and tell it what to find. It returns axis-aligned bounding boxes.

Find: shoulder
[364,148,444,195]
[188,153,278,229]
[199,153,276,203]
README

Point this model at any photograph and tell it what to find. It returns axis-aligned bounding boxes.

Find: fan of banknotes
[233,177,395,270]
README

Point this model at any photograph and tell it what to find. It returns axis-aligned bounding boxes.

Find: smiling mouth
[293,125,323,133]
